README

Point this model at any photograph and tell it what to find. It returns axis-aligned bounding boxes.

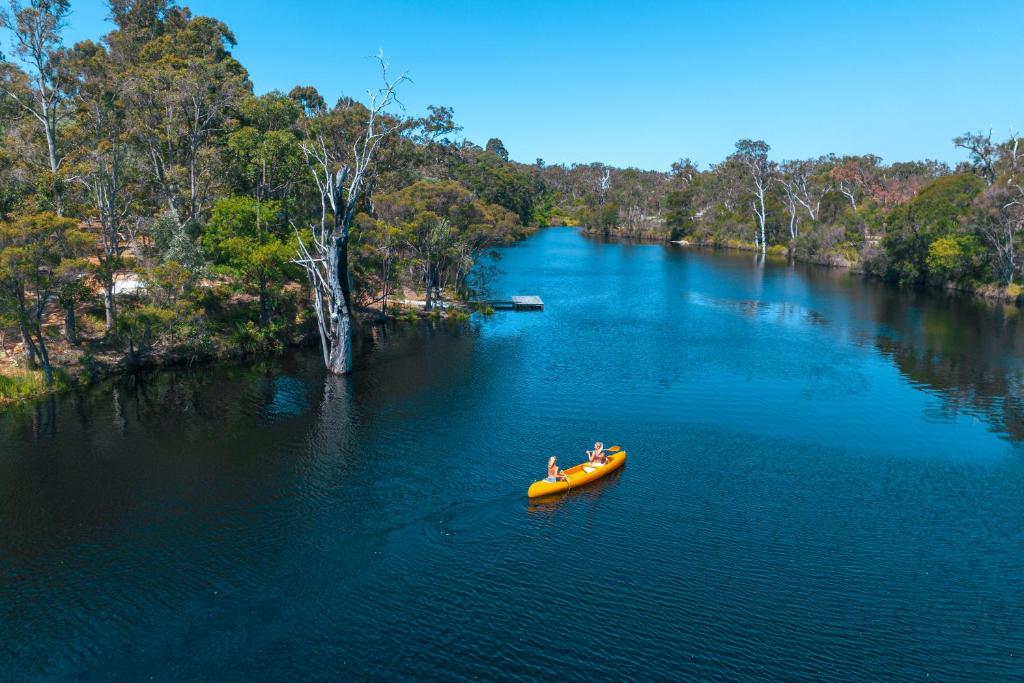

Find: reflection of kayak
[527,452,627,498]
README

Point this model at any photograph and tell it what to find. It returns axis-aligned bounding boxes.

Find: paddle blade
[607,445,621,452]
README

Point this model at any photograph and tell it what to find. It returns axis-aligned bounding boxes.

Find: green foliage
[579,202,619,234]
[150,215,205,271]
[230,320,285,354]
[926,234,981,282]
[113,304,176,358]
[0,0,1019,402]
[225,93,304,202]
[205,196,295,325]
[0,368,67,405]
[145,260,199,306]
[882,173,984,284]
[453,150,539,224]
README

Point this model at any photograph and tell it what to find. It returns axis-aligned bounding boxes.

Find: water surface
[2,228,1022,680]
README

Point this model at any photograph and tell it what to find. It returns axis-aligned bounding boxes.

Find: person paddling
[545,456,568,482]
[587,441,607,465]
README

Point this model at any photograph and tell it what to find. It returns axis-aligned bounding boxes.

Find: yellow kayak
[527,451,627,498]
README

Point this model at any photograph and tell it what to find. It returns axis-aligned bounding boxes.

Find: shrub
[230,320,285,355]
[114,305,176,359]
[0,368,68,405]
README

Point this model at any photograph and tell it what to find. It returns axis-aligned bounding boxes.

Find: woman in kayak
[587,442,607,465]
[545,456,568,482]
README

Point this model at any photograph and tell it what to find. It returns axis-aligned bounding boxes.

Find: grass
[0,368,53,407]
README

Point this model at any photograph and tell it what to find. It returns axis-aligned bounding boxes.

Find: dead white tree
[598,166,611,199]
[294,54,408,375]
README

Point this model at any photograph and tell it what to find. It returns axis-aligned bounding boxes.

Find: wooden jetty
[485,295,544,311]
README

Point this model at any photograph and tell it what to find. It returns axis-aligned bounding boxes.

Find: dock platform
[486,295,544,311]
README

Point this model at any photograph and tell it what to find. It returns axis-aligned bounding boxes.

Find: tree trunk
[20,325,39,366]
[103,282,116,333]
[33,329,54,386]
[323,234,353,375]
[325,305,352,375]
[43,115,63,215]
[424,261,435,311]
[64,303,78,346]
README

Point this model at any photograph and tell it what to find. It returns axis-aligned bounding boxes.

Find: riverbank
[582,226,1024,306]
[0,301,482,411]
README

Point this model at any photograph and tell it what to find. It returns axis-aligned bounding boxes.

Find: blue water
[2,227,1022,680]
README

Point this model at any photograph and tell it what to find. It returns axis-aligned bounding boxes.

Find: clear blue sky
[62,0,1023,171]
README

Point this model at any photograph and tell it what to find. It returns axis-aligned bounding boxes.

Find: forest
[0,0,1021,402]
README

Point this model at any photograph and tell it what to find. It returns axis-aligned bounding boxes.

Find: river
[2,227,1022,680]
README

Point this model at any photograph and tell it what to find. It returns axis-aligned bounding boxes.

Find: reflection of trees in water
[870,286,1024,442]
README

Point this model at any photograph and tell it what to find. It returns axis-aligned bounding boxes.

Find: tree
[294,54,408,375]
[882,173,984,284]
[926,234,980,283]
[68,38,135,332]
[416,104,461,178]
[954,129,997,185]
[453,147,537,224]
[485,137,508,161]
[780,158,832,235]
[0,0,72,212]
[831,155,880,211]
[225,92,304,203]
[205,196,293,326]
[731,139,775,254]
[0,211,89,383]
[118,8,250,229]
[375,179,520,309]
[973,178,1024,285]
[352,215,407,315]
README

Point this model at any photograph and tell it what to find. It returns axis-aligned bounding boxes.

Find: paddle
[586,445,621,462]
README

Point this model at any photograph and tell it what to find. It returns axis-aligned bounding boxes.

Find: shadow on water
[868,290,1024,441]
[675,245,1024,444]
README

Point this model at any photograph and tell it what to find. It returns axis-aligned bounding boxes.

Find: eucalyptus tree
[225,92,305,204]
[732,139,775,254]
[954,129,997,185]
[117,8,250,231]
[417,104,461,178]
[0,212,90,383]
[205,196,293,326]
[485,137,508,161]
[830,155,881,211]
[375,179,519,309]
[974,178,1024,285]
[294,55,408,375]
[67,38,135,331]
[779,157,834,240]
[0,0,72,212]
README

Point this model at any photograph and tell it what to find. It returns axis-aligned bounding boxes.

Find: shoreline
[0,304,479,412]
[580,227,1024,306]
